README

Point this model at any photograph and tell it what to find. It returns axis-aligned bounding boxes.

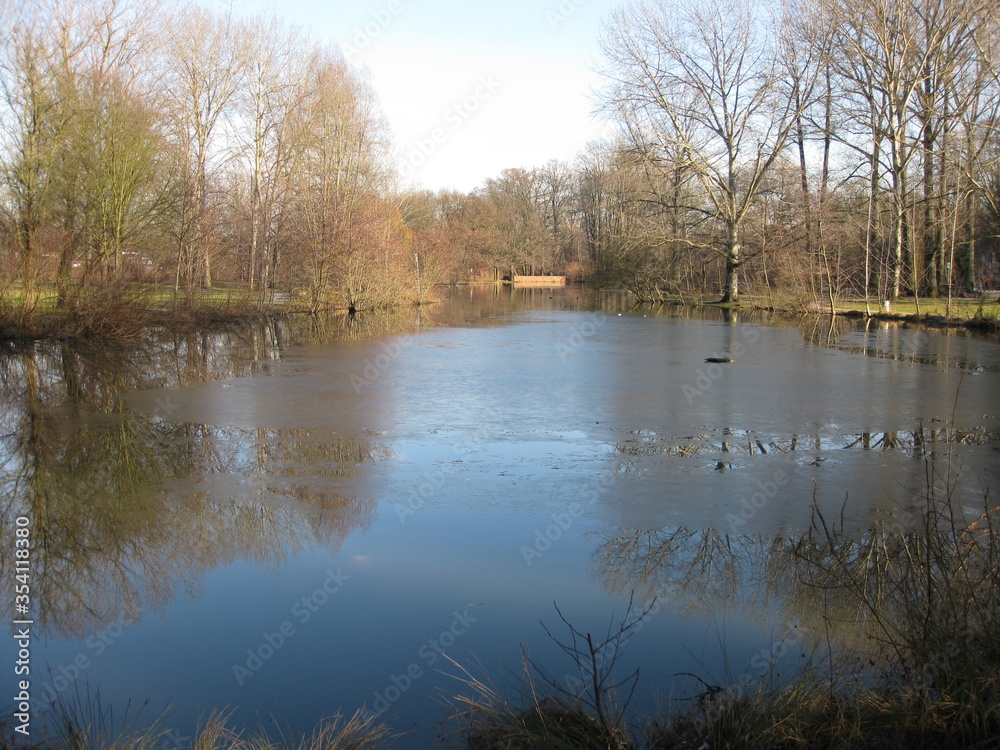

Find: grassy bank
[832,297,1000,330]
[0,284,296,341]
[833,297,1000,318]
[624,289,1000,331]
[5,283,999,341]
[736,293,1000,330]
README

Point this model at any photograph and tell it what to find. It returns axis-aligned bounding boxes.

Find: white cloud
[365,44,609,191]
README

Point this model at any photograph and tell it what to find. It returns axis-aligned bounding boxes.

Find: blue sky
[215,0,623,192]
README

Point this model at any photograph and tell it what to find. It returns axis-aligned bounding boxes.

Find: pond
[2,287,999,748]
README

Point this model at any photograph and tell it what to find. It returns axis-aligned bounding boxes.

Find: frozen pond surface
[3,288,999,747]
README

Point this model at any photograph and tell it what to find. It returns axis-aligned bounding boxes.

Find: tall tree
[781,0,838,307]
[290,50,390,312]
[161,3,244,293]
[600,0,802,302]
[908,0,995,296]
[824,0,942,299]
[233,14,310,292]
[71,0,164,283]
[1,4,69,308]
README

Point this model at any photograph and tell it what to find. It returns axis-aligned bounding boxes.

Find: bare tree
[232,13,311,293]
[905,0,996,297]
[289,49,392,312]
[161,3,245,295]
[70,0,165,284]
[931,0,1000,295]
[0,2,71,309]
[538,159,583,271]
[781,0,839,309]
[600,0,802,303]
[482,168,557,277]
[824,0,939,300]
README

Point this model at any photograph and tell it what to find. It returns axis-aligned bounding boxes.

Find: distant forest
[2,0,999,320]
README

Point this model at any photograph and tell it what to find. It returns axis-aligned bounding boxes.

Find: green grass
[0,283,292,308]
[835,296,1000,319]
[0,283,295,340]
[0,285,61,312]
[647,292,1000,324]
[136,285,292,308]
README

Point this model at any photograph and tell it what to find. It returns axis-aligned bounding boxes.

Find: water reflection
[590,524,848,633]
[616,425,1000,461]
[4,292,621,639]
[0,288,997,730]
[4,293,998,640]
[591,503,998,669]
[802,315,1000,372]
[591,527,768,616]
[0,327,399,638]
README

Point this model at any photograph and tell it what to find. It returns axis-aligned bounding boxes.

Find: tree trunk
[720,222,739,303]
[963,189,976,291]
[920,77,939,297]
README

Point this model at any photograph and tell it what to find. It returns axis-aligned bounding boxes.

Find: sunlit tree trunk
[234,16,309,293]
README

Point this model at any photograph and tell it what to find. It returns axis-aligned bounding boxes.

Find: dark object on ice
[704,357,732,363]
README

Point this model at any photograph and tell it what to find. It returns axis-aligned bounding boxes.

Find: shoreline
[2,287,998,343]
[689,294,1000,333]
[833,307,1000,332]
[0,305,295,343]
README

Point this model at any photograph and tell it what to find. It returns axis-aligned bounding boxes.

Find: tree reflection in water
[0,296,585,640]
[0,317,409,639]
[590,479,999,691]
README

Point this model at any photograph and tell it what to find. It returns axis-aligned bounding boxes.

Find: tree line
[3,0,1000,321]
[403,0,1000,305]
[599,0,1000,305]
[0,0,425,318]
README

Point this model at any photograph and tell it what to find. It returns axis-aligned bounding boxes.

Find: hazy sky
[213,0,623,193]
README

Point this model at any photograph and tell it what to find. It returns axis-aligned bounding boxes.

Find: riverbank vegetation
[0,0,449,338]
[4,0,1000,340]
[447,473,1000,749]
